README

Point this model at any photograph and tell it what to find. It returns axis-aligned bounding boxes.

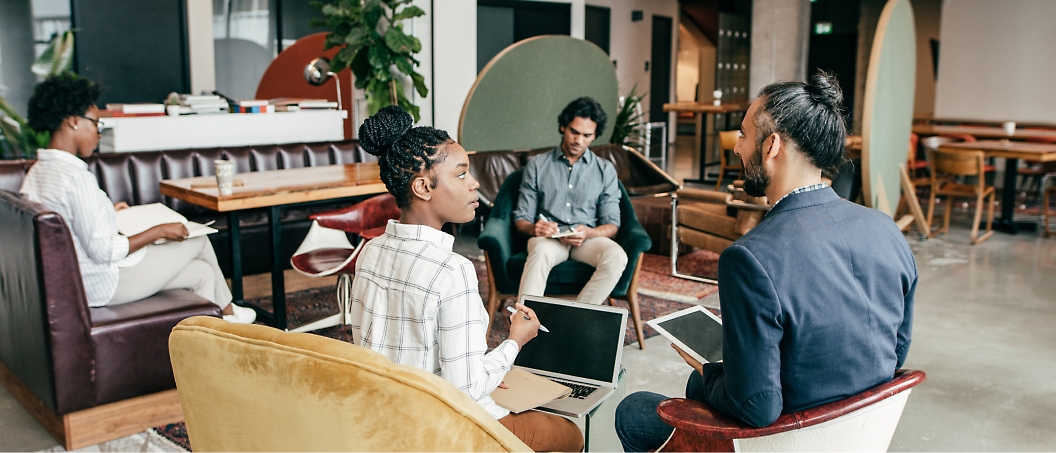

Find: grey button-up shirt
[514,147,621,230]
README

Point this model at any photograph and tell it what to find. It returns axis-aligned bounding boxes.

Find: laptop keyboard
[550,379,599,399]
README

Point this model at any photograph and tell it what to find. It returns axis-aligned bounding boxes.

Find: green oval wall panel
[862,0,916,216]
[459,36,618,152]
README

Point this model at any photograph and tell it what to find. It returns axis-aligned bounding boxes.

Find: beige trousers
[109,236,232,308]
[518,236,628,305]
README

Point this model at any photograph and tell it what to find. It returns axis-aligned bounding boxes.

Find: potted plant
[0,30,75,159]
[609,85,647,152]
[312,0,428,122]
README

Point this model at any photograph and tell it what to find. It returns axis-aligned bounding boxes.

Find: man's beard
[742,142,770,197]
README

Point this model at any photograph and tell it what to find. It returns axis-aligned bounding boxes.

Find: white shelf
[98,110,348,153]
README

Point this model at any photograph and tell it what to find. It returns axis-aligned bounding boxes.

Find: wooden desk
[161,163,385,329]
[938,140,1056,234]
[664,102,748,184]
[912,125,1056,141]
[913,115,1056,129]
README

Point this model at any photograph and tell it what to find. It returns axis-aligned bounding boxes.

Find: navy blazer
[700,187,916,428]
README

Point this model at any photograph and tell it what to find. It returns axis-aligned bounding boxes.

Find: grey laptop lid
[513,295,628,387]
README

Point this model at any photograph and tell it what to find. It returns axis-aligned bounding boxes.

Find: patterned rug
[150,251,719,451]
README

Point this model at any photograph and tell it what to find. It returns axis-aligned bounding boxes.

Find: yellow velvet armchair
[169,316,531,452]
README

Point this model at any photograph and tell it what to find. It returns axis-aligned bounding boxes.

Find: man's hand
[672,343,704,376]
[534,219,559,237]
[559,225,591,246]
[113,201,129,211]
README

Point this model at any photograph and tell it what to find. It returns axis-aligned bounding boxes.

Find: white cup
[713,89,723,106]
[215,160,235,196]
[1002,121,1016,136]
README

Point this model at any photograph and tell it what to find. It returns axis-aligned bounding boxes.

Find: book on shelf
[99,109,166,118]
[105,103,166,114]
[274,105,300,112]
[268,98,337,109]
[171,105,227,115]
[235,99,270,107]
[179,94,222,102]
[233,104,275,114]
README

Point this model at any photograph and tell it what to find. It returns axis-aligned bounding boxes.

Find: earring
[73,125,78,130]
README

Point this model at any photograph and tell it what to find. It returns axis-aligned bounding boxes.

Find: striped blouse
[20,149,144,306]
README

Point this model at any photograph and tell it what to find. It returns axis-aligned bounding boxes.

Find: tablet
[646,306,723,364]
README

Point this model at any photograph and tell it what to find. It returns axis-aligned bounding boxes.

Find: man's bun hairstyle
[27,73,103,134]
[358,105,453,209]
[754,70,848,178]
[558,96,608,137]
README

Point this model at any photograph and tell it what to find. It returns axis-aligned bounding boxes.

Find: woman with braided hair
[349,106,583,451]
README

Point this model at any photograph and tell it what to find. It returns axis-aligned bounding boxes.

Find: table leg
[991,157,1037,234]
[268,206,287,329]
[684,112,715,185]
[228,211,243,304]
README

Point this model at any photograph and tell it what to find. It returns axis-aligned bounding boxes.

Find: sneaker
[223,304,257,324]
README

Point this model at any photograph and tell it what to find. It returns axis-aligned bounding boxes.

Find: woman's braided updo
[359,106,454,209]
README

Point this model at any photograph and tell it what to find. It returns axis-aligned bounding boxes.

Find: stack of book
[269,98,339,112]
[232,99,275,114]
[175,95,229,115]
[102,103,166,117]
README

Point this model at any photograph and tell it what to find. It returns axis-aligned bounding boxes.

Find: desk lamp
[303,57,343,111]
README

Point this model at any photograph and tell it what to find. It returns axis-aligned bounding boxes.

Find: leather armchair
[657,370,926,452]
[170,316,531,452]
[671,183,768,283]
[477,169,652,348]
[0,190,220,450]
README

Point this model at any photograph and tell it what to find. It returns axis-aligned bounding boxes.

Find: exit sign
[814,22,833,35]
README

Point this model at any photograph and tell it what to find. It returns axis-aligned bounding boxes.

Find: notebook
[114,203,218,241]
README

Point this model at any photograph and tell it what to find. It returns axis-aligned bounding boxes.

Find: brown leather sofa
[0,190,221,449]
[0,140,374,276]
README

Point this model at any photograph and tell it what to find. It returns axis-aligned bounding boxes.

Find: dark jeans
[615,370,706,452]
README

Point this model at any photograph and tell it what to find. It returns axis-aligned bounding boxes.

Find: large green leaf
[31,30,75,77]
[393,55,414,76]
[411,72,428,98]
[392,5,426,22]
[367,45,390,69]
[350,48,372,88]
[384,27,417,54]
[0,95,26,124]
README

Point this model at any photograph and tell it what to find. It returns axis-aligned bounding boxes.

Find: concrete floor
[3,138,1055,451]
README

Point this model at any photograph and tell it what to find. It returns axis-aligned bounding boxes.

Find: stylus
[506,306,550,333]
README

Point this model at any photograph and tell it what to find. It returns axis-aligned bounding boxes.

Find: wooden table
[912,125,1056,141]
[664,102,748,184]
[160,163,386,329]
[938,140,1056,234]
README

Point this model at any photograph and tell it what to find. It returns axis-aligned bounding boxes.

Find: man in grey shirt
[513,97,628,305]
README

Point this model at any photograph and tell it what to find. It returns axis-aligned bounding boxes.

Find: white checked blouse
[20,149,144,307]
[770,182,830,209]
[349,220,520,419]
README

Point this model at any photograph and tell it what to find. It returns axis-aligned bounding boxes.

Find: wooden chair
[657,370,926,452]
[926,148,995,244]
[714,131,742,190]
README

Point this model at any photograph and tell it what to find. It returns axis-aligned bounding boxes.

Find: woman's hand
[113,201,129,211]
[507,302,541,348]
[150,222,189,242]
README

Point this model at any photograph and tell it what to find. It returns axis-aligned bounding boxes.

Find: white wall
[934,0,1056,123]
[186,0,215,95]
[412,0,679,141]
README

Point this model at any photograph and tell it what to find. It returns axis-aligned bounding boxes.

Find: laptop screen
[514,298,625,384]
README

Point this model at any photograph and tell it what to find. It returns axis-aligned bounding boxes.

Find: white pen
[538,213,549,223]
[506,306,550,333]
[202,220,216,227]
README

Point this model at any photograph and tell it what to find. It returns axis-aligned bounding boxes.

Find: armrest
[309,194,399,234]
[656,370,926,440]
[677,188,732,204]
[478,214,515,292]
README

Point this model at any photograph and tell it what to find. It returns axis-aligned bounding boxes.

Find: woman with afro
[348,106,583,451]
[19,74,254,323]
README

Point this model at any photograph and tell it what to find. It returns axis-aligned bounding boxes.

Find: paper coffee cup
[1002,121,1016,135]
[215,160,235,196]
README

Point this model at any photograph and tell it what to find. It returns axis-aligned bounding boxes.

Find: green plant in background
[312,0,428,122]
[0,30,75,159]
[609,85,647,151]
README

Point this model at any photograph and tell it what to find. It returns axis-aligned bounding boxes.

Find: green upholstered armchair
[478,169,652,348]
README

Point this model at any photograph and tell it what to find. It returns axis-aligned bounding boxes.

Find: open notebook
[115,203,218,242]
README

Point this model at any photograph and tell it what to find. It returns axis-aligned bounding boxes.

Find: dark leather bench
[0,190,221,449]
[0,140,375,276]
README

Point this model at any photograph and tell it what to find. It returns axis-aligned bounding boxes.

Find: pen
[538,213,549,223]
[202,220,216,227]
[506,306,550,333]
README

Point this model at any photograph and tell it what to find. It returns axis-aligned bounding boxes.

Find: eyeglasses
[77,115,104,133]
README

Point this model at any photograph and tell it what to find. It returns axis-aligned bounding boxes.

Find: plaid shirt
[770,183,830,210]
[350,220,519,419]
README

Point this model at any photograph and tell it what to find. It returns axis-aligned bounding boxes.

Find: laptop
[512,295,628,418]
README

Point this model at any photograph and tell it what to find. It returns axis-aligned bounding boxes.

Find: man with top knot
[614,73,917,451]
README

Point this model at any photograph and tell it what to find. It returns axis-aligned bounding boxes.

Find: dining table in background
[663,102,748,185]
[937,140,1056,234]
[160,163,386,330]
[912,125,1056,142]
